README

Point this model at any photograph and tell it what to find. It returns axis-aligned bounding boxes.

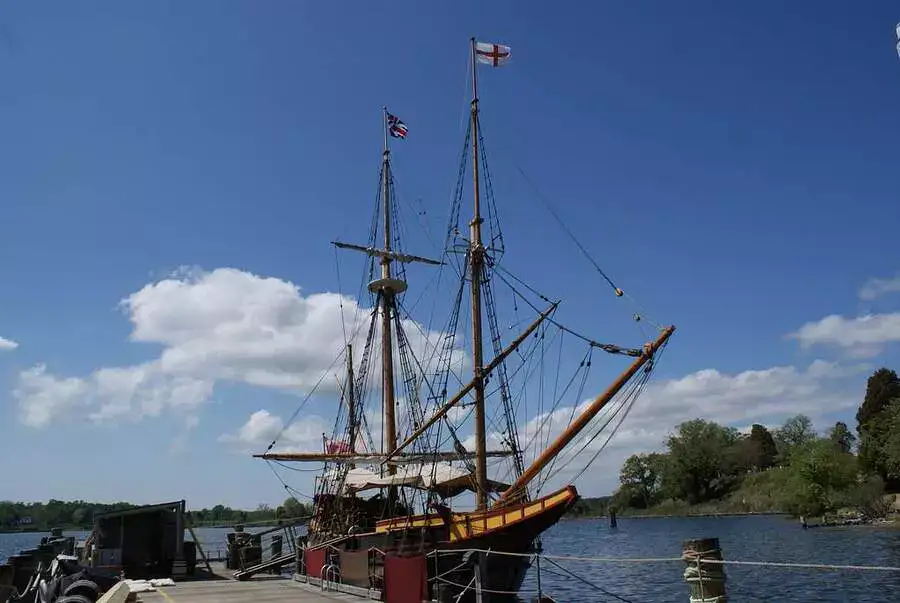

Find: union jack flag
[387,112,408,139]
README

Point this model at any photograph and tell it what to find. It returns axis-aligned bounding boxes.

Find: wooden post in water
[682,538,726,602]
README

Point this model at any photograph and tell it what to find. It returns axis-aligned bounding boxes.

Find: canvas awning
[322,463,508,498]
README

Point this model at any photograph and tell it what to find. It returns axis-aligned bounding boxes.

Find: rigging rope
[264,346,347,453]
[533,345,593,491]
[514,164,622,296]
[493,266,643,356]
[544,341,665,489]
[541,558,637,603]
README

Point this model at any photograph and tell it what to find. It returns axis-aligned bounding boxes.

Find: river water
[3,516,899,601]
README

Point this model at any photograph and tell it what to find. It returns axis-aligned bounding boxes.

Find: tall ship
[257,38,675,602]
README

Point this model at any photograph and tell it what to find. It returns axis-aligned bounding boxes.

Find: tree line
[188,498,314,526]
[0,497,314,532]
[608,367,900,517]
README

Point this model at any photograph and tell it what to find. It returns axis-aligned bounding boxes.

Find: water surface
[3,516,898,601]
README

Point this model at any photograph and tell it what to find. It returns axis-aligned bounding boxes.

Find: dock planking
[136,577,366,603]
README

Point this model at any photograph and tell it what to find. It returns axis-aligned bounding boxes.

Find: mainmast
[468,37,489,510]
[375,106,401,476]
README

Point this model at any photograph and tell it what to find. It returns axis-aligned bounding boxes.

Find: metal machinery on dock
[84,501,193,579]
[2,500,209,603]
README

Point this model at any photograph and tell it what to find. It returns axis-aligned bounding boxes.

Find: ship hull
[306,485,578,602]
[426,495,573,602]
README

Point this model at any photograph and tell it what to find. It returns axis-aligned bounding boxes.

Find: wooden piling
[270,535,283,575]
[682,538,726,602]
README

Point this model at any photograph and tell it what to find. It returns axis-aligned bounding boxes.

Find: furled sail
[322,463,509,498]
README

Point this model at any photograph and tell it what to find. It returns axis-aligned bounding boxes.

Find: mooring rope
[428,547,900,572]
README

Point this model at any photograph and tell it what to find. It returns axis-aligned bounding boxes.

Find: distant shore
[0,520,283,535]
[622,511,788,519]
[565,511,789,520]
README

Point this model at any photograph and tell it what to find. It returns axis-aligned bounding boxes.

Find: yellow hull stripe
[374,486,576,542]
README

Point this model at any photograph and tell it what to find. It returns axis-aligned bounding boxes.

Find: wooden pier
[130,562,365,603]
[136,578,363,603]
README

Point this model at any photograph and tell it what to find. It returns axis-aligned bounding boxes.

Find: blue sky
[1,1,900,509]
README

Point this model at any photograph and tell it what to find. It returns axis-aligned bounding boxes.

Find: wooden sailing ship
[256,38,675,602]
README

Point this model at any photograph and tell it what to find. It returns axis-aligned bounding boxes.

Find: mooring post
[682,538,726,602]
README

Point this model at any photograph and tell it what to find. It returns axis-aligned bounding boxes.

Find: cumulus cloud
[14,267,462,429]
[223,396,428,456]
[12,362,213,428]
[785,272,900,358]
[14,365,89,428]
[248,356,867,495]
[787,313,900,358]
[0,336,18,351]
[859,273,900,301]
[219,409,331,454]
[464,359,867,494]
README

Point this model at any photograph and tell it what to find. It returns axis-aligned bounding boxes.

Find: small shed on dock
[89,500,186,579]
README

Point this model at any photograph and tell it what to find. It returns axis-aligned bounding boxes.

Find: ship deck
[133,563,366,603]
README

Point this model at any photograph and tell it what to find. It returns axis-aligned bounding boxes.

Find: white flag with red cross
[475,41,511,67]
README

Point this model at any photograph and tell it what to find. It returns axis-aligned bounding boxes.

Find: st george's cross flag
[475,41,511,67]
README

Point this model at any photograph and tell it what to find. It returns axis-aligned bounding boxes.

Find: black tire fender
[61,579,100,601]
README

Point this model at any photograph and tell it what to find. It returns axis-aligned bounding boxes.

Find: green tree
[783,438,858,516]
[281,497,311,518]
[878,400,900,479]
[210,504,227,522]
[566,497,611,518]
[664,419,741,504]
[617,453,666,508]
[828,421,856,454]
[743,424,778,470]
[856,368,900,480]
[71,508,88,526]
[774,414,816,462]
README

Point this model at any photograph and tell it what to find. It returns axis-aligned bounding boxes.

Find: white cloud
[12,362,213,428]
[787,313,900,358]
[14,267,462,429]
[14,365,89,428]
[276,357,865,498]
[859,273,900,301]
[219,409,331,454]
[0,336,18,351]
[478,360,866,495]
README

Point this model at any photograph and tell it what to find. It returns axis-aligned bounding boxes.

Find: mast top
[382,105,390,156]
